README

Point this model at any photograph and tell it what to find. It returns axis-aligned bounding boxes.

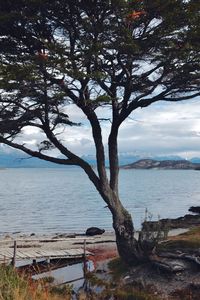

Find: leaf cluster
[0,0,199,160]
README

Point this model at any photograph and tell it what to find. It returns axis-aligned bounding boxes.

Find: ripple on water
[0,168,200,233]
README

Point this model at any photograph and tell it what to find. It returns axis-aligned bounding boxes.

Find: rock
[143,214,200,230]
[121,159,200,170]
[86,227,105,236]
[188,206,200,214]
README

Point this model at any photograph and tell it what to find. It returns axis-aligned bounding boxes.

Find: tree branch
[77,103,109,187]
[0,137,76,165]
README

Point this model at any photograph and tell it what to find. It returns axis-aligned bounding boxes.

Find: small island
[121,159,200,170]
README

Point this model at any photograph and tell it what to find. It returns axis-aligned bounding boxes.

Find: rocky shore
[142,206,200,231]
[121,159,200,170]
[0,209,199,299]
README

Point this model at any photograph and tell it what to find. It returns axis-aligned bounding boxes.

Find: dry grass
[159,226,200,251]
[0,265,72,300]
[172,226,200,241]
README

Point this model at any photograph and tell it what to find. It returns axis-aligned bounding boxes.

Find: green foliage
[0,0,199,143]
[94,95,112,104]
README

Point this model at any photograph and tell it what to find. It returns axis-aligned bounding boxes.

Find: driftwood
[149,253,187,272]
[181,254,200,266]
[151,258,187,273]
[158,252,200,265]
[150,251,200,273]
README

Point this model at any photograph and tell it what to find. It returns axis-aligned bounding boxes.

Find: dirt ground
[85,234,200,300]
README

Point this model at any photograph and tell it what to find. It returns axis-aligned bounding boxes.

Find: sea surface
[0,168,199,234]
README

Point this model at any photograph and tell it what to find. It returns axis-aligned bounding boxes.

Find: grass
[0,263,161,300]
[178,225,200,239]
[0,265,72,300]
[158,226,200,251]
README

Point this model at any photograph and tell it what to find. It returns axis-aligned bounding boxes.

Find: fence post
[11,241,17,267]
[83,239,87,276]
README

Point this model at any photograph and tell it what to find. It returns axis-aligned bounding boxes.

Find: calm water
[0,168,199,234]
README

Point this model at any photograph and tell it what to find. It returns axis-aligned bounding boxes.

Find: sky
[8,97,200,160]
[118,99,200,159]
[1,4,199,161]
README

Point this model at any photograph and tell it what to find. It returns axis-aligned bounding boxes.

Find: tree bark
[108,193,147,265]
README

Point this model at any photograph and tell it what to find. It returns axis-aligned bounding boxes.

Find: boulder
[188,206,200,214]
[86,227,105,236]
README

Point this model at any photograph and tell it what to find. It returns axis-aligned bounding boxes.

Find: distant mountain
[190,157,200,163]
[81,154,143,166]
[81,154,192,166]
[1,149,200,168]
[121,159,200,170]
[0,151,58,168]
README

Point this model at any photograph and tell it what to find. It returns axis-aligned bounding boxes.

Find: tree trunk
[111,198,148,265]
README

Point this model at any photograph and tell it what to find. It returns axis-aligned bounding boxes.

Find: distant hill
[190,157,200,163]
[0,151,58,168]
[81,154,185,166]
[81,154,143,166]
[1,149,200,169]
[121,159,200,170]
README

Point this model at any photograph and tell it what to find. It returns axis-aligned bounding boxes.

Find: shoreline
[0,227,188,244]
[0,228,188,266]
[0,232,117,264]
[0,227,199,299]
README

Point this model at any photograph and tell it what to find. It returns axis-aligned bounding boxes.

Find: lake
[0,168,199,234]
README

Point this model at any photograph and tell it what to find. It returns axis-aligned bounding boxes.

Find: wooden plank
[15,250,26,259]
[2,249,13,256]
[35,250,51,257]
[0,250,13,258]
[0,247,91,262]
[22,250,37,258]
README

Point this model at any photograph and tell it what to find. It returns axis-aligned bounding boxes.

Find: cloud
[11,99,200,159]
[117,99,200,158]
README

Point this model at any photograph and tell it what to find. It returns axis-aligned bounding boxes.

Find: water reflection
[31,259,94,293]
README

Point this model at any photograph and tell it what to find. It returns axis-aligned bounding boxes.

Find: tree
[0,0,200,264]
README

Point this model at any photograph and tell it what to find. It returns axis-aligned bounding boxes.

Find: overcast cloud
[10,99,200,159]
